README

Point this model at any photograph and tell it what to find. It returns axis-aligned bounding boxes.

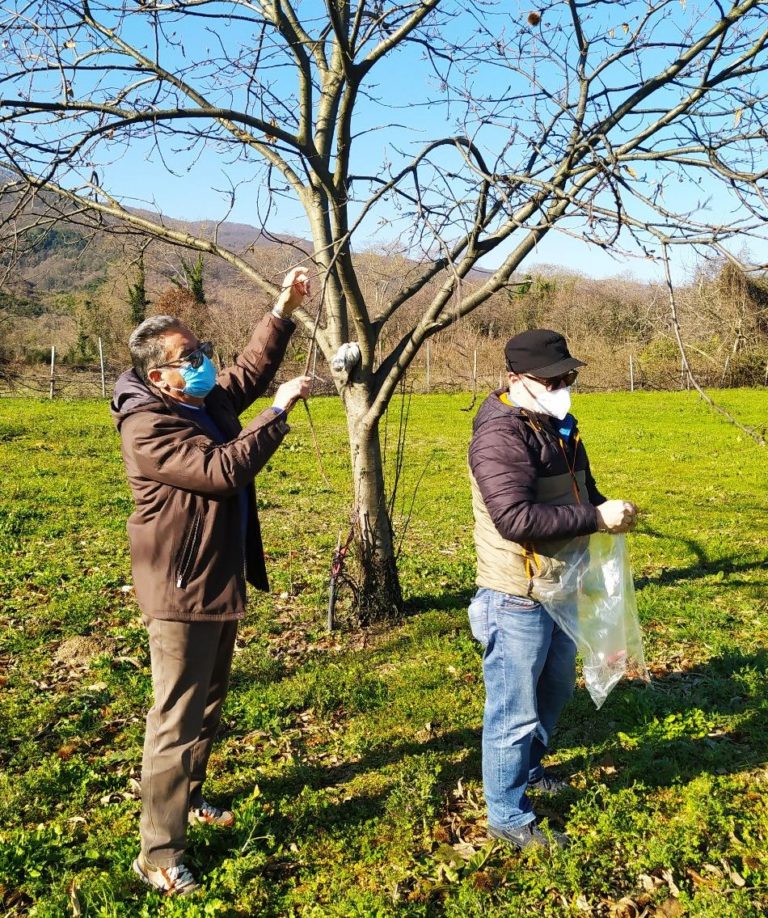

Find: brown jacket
[111,313,294,622]
[468,391,605,599]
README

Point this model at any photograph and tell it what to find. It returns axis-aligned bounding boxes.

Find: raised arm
[215,267,310,416]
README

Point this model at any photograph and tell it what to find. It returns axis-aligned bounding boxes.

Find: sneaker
[529,771,570,795]
[188,798,235,827]
[488,821,568,851]
[132,853,199,895]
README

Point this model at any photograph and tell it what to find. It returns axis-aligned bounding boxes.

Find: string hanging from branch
[662,243,766,448]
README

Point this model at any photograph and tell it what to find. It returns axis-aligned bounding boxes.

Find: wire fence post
[629,354,635,392]
[49,346,55,400]
[472,347,478,402]
[98,337,106,398]
[425,340,431,392]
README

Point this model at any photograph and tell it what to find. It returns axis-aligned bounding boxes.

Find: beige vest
[469,466,590,600]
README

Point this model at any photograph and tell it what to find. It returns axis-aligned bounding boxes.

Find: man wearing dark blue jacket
[468,329,636,850]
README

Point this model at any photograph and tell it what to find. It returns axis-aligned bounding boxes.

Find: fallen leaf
[721,859,746,887]
[730,869,746,888]
[612,896,639,917]
[686,867,708,887]
[68,881,82,917]
[451,841,478,860]
[660,867,680,897]
[638,873,662,892]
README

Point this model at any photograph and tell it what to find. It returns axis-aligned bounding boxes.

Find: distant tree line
[2,236,767,393]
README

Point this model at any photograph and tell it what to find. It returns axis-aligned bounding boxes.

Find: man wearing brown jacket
[468,329,636,852]
[111,267,311,894]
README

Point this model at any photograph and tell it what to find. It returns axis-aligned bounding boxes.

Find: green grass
[1,389,767,917]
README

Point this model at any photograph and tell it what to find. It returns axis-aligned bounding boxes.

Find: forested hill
[1,188,767,391]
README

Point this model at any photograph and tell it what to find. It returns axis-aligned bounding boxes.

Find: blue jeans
[468,587,576,829]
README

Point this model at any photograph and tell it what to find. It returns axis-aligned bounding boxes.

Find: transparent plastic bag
[536,533,649,708]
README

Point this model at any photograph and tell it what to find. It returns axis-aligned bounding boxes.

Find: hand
[272,375,312,413]
[273,267,310,318]
[596,499,638,534]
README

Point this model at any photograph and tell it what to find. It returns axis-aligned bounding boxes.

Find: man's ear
[147,368,163,385]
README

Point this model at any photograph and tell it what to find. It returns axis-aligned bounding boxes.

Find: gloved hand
[272,267,310,318]
[596,500,638,534]
[272,375,312,413]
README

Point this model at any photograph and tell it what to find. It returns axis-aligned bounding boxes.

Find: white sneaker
[132,853,199,895]
[188,798,235,827]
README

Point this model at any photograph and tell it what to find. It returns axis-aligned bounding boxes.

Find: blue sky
[9,0,767,284]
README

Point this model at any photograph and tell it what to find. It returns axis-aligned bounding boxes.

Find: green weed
[0,390,767,915]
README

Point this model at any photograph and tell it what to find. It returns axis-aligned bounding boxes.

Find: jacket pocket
[175,511,203,589]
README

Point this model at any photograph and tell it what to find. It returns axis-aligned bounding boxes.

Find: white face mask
[527,384,572,420]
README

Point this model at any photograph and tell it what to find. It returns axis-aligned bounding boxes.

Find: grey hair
[128,315,181,383]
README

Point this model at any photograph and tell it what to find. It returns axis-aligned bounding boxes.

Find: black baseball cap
[504,329,586,378]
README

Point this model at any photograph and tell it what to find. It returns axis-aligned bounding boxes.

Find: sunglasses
[153,341,214,371]
[524,369,579,390]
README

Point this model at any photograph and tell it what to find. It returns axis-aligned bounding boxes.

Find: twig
[662,244,766,447]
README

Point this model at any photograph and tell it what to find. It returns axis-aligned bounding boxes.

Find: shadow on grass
[404,587,475,617]
[558,648,768,789]
[219,726,481,843]
[222,649,768,839]
[402,530,767,618]
[192,649,768,890]
[634,556,766,590]
[633,526,767,589]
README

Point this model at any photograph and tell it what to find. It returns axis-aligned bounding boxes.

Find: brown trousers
[139,616,238,867]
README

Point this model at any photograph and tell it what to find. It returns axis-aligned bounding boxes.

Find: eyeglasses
[153,341,214,371]
[524,369,579,390]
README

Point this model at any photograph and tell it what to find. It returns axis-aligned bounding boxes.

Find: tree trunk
[344,384,403,623]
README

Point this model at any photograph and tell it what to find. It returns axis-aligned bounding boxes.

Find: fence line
[1,339,760,398]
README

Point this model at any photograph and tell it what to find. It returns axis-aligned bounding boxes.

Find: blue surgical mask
[179,354,217,398]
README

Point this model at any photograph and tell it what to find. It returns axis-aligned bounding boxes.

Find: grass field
[1,389,767,917]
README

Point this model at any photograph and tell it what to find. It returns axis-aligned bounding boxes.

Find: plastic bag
[536,533,649,708]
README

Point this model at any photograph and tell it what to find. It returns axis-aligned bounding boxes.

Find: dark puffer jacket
[111,312,293,622]
[468,390,606,598]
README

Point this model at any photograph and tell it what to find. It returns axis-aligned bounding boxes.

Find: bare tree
[1,0,767,618]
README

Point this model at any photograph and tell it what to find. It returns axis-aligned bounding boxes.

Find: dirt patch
[54,636,111,666]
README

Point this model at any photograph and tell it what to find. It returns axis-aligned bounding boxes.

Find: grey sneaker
[188,798,235,827]
[132,853,199,895]
[488,821,568,851]
[529,771,570,795]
